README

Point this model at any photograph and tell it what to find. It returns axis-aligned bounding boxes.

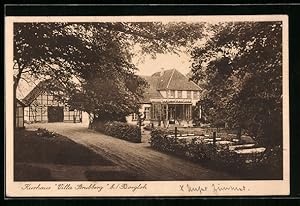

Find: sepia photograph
[5,15,289,197]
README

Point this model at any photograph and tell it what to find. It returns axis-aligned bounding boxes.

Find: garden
[149,128,283,179]
[90,119,282,179]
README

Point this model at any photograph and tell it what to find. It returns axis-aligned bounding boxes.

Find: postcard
[5,15,289,197]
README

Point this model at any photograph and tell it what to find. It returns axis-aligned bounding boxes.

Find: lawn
[14,128,114,181]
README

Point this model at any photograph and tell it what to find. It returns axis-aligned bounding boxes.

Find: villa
[127,69,202,127]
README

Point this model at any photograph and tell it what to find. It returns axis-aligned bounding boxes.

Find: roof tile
[140,69,201,102]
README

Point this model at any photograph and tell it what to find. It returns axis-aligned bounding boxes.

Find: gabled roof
[154,69,201,91]
[140,75,163,103]
[22,79,64,106]
[140,69,201,103]
[22,81,47,106]
[154,69,174,90]
[16,98,26,107]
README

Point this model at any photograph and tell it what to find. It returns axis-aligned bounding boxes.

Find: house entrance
[163,104,192,124]
[48,106,64,122]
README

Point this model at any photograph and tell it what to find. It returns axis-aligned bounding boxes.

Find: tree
[14,22,205,88]
[191,22,282,147]
[69,72,149,124]
[14,22,206,124]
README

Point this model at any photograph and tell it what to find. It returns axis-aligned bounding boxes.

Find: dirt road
[28,123,236,180]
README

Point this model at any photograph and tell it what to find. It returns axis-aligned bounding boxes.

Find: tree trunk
[88,113,94,129]
[13,84,17,131]
[13,64,24,130]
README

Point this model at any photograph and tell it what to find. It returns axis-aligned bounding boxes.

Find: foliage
[190,22,283,147]
[93,121,141,143]
[70,74,148,122]
[14,23,82,92]
[150,128,283,178]
[14,22,206,122]
[143,123,154,131]
[36,128,56,138]
[150,128,217,161]
[258,145,283,174]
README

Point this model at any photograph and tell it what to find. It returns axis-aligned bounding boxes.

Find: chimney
[160,68,164,77]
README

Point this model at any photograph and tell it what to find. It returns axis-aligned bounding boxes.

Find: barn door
[48,106,64,122]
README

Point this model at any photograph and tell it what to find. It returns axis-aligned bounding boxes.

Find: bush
[143,123,154,131]
[36,128,56,138]
[150,129,215,161]
[94,121,141,143]
[256,145,283,178]
[150,128,282,179]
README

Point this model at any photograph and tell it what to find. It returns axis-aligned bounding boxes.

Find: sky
[132,36,208,76]
[133,52,193,76]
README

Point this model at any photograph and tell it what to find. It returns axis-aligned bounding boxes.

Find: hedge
[93,121,141,143]
[150,128,282,179]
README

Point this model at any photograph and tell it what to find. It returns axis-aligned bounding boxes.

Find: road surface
[27,123,237,180]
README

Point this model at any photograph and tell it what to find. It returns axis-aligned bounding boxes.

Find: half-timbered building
[16,98,25,129]
[22,80,82,123]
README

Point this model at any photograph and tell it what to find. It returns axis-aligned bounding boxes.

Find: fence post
[175,127,177,138]
[137,113,143,143]
[139,119,142,142]
[213,131,216,147]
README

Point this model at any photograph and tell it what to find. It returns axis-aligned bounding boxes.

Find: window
[193,91,199,99]
[16,106,24,128]
[144,107,150,120]
[169,90,175,98]
[177,91,182,98]
[132,113,138,121]
[151,103,161,120]
[187,91,191,99]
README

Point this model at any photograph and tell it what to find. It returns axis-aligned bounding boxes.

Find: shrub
[94,121,141,143]
[256,145,283,178]
[36,128,56,138]
[143,123,154,131]
[150,128,283,179]
[150,128,215,161]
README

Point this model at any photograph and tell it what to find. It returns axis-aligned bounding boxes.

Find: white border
[5,15,290,197]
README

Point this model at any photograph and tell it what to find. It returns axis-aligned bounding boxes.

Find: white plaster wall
[191,91,200,106]
[24,107,30,122]
[81,112,90,127]
[159,90,167,98]
[126,104,151,125]
[182,91,187,98]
